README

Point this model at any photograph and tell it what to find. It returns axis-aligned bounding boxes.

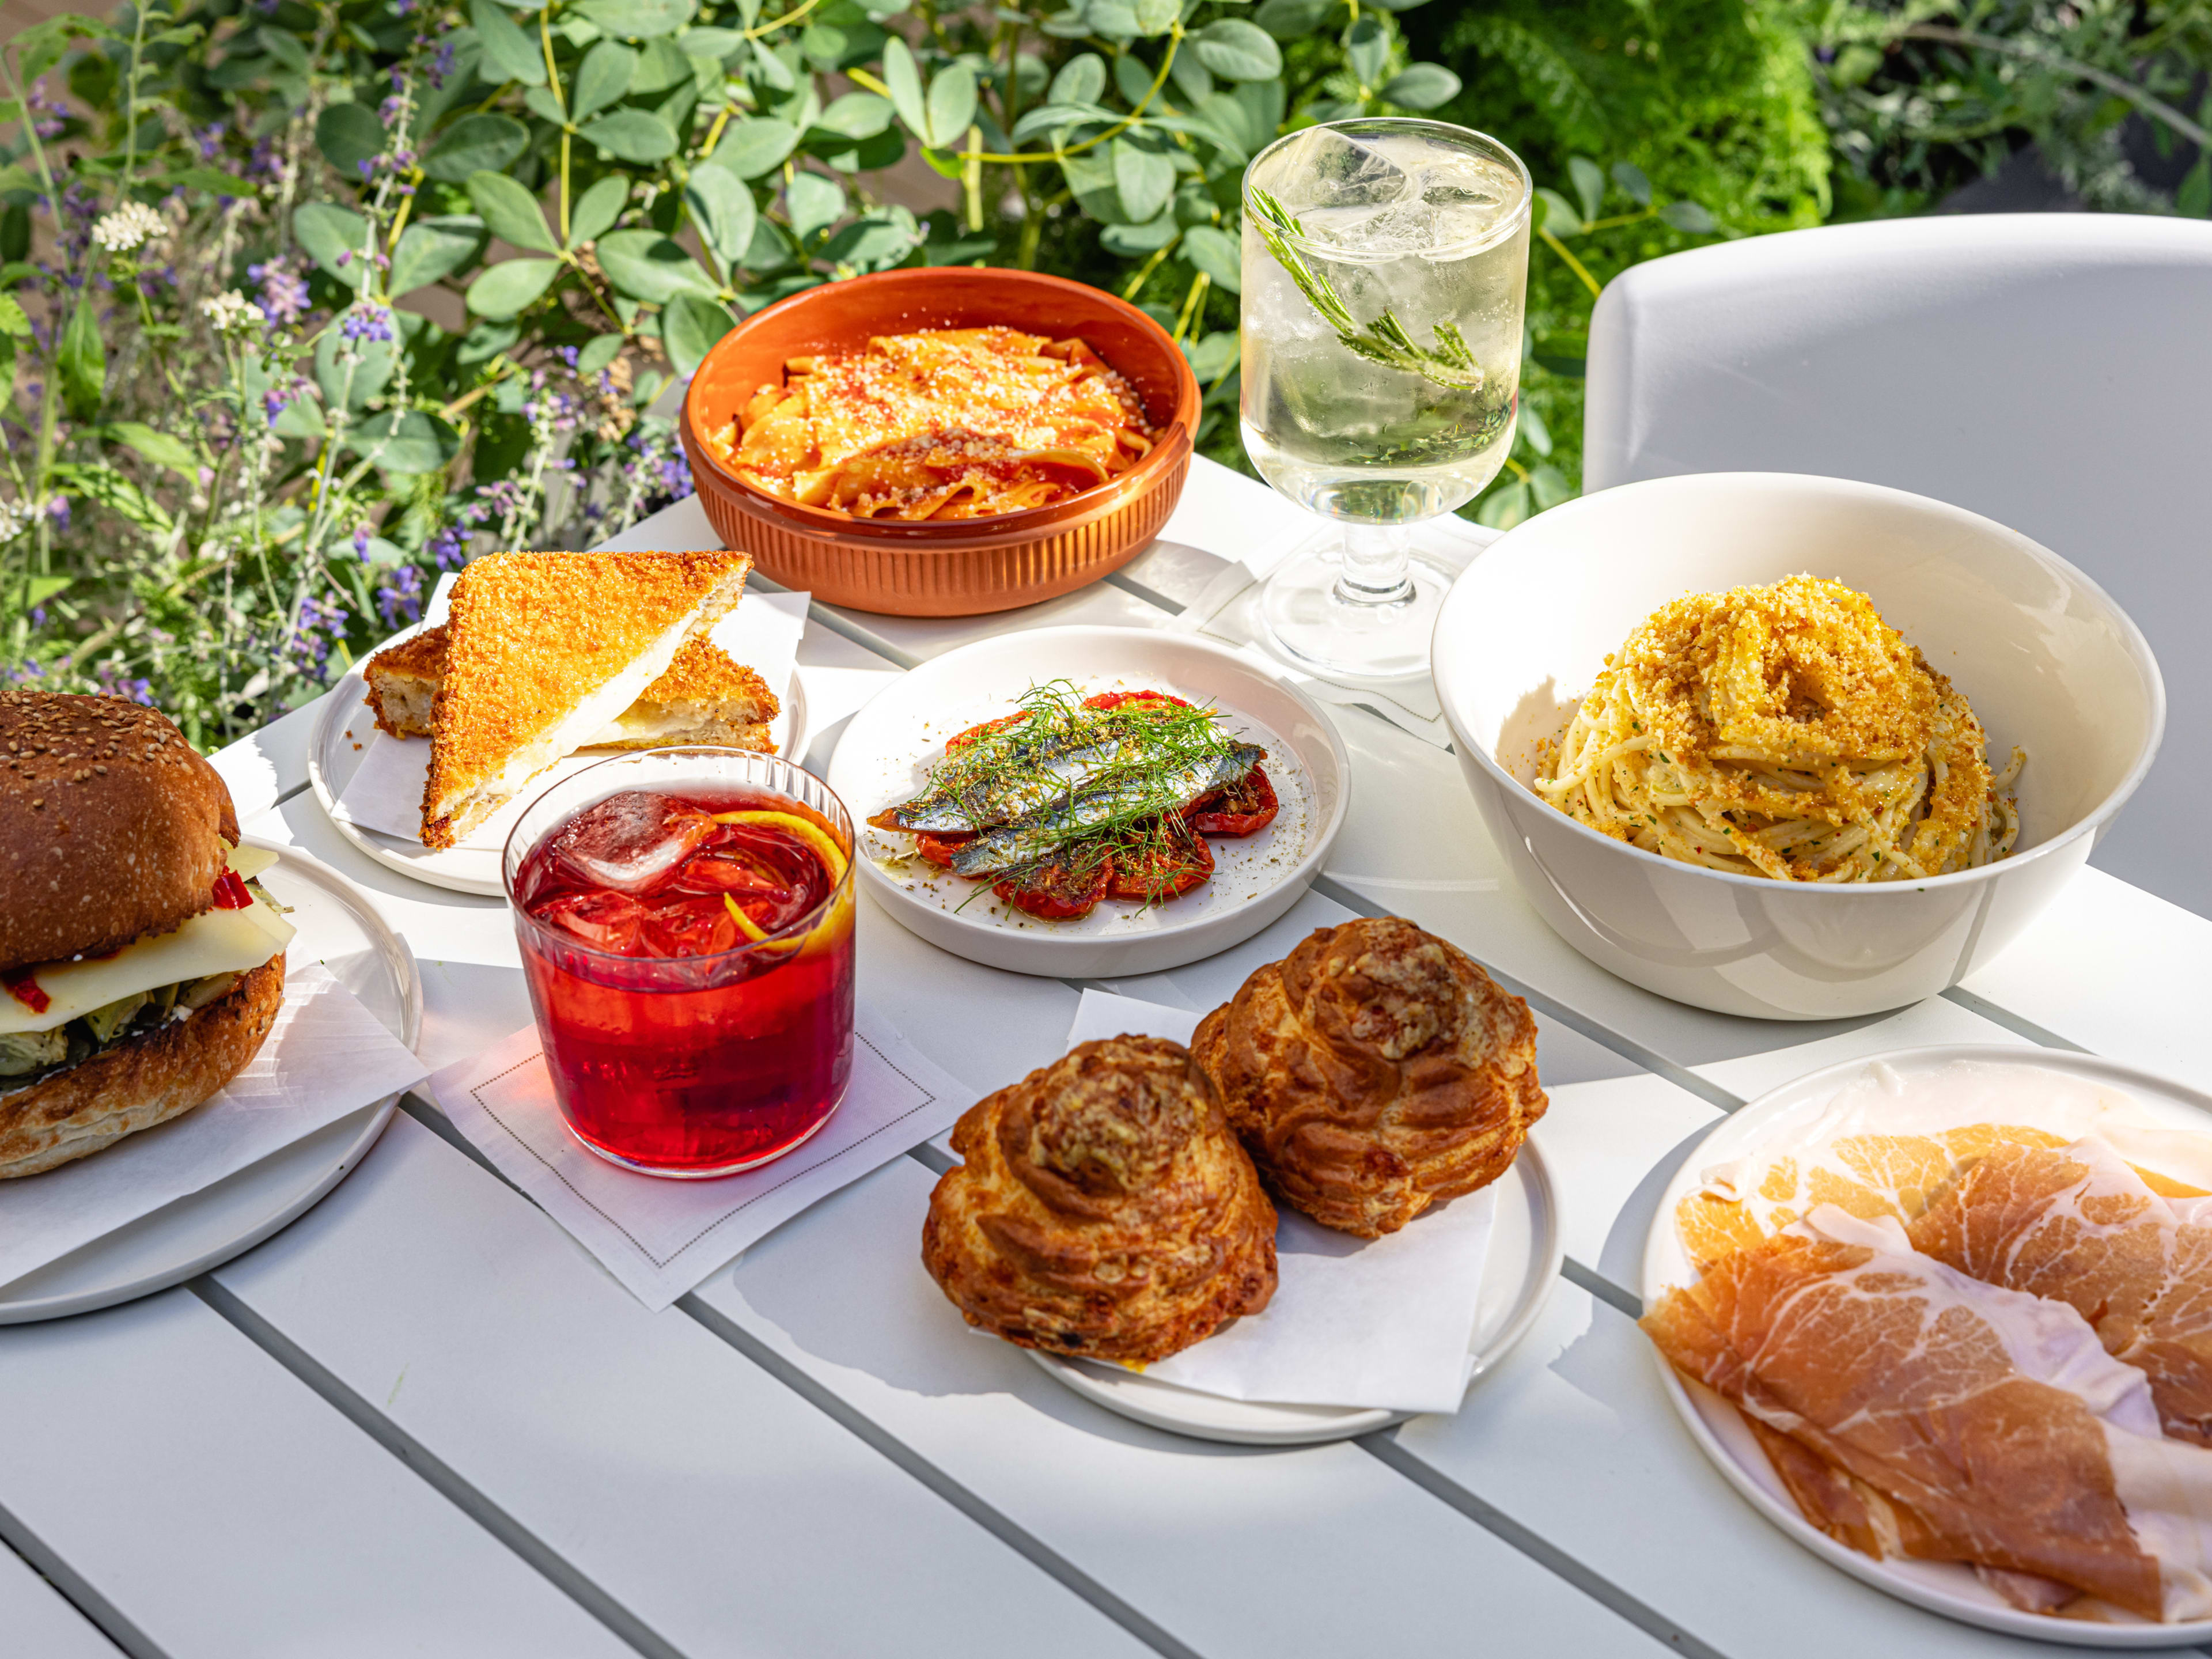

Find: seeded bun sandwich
[0,690,293,1177]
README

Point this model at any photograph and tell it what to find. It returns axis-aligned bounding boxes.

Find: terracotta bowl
[679,267,1200,616]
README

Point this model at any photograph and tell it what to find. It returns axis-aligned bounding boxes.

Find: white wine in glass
[1241,118,1531,678]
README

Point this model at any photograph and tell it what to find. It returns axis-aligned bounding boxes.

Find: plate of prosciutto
[827,626,1349,977]
[1642,1044,2212,1645]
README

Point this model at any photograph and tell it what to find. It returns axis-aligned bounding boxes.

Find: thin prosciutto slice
[1643,1206,2212,1622]
[1910,1135,2212,1446]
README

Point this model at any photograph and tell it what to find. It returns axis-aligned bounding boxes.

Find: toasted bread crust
[366,627,778,741]
[0,954,284,1177]
[2,691,239,971]
[421,550,753,847]
[636,638,781,724]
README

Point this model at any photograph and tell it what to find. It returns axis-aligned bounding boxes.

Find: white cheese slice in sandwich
[0,844,294,1035]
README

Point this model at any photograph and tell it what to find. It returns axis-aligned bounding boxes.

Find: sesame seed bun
[0,954,283,1178]
[0,691,241,972]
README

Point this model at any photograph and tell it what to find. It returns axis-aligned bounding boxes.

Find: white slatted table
[8,454,2205,1658]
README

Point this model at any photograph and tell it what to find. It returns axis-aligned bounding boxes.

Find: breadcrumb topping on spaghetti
[1532,575,2024,882]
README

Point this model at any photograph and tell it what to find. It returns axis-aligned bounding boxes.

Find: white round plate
[1642,1043,2212,1646]
[0,840,423,1323]
[1033,1142,1559,1445]
[307,619,810,897]
[826,626,1350,979]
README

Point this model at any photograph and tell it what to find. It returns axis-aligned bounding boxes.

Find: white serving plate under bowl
[827,626,1350,979]
[0,840,422,1322]
[308,618,809,897]
[1642,1044,2212,1646]
[1431,472,2165,1020]
[1036,1139,1559,1445]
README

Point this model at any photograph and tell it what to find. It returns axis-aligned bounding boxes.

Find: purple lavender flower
[250,256,310,325]
[426,524,467,569]
[289,594,352,676]
[341,304,395,344]
[94,671,154,704]
[28,605,44,628]
[380,95,407,126]
[6,660,44,684]
[374,563,423,627]
[430,39,456,88]
[26,79,66,139]
[352,524,371,557]
[46,496,68,533]
[197,123,226,161]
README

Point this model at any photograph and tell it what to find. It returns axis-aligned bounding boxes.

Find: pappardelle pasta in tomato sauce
[700,327,1158,521]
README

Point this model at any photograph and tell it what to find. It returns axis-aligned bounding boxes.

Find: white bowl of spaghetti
[1430,472,2164,1019]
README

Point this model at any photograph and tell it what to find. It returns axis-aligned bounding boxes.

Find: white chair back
[1584,214,2212,916]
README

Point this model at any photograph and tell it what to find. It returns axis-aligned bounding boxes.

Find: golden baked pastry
[1194,917,1545,1237]
[922,1035,1278,1365]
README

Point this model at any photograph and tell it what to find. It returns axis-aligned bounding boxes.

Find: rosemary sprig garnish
[1247,188,1485,396]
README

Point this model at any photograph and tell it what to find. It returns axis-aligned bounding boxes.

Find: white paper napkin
[1062,990,1495,1413]
[0,966,427,1291]
[332,588,810,850]
[426,1003,972,1310]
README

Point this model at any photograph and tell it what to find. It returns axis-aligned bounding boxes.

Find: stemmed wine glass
[1240,118,1532,679]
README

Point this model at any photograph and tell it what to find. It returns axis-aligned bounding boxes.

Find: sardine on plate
[880,733,1131,832]
[950,744,1267,877]
[876,696,1245,834]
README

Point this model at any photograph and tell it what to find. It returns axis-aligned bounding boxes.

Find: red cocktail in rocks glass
[503,748,855,1177]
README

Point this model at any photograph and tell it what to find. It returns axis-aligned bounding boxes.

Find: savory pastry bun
[1194,917,1546,1238]
[922,1035,1278,1365]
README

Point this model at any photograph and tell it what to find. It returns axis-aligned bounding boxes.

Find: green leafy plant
[1798,1,2212,217]
[2,0,1790,747]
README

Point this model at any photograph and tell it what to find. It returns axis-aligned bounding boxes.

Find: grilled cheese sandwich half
[419,550,754,849]
[367,627,778,749]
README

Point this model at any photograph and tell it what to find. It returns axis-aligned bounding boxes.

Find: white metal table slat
[0,1287,634,1659]
[206,695,320,820]
[0,1540,123,1658]
[691,1156,1665,1659]
[1957,866,2212,1090]
[209,1112,1156,1659]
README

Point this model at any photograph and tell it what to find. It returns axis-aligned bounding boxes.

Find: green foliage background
[3,0,2207,747]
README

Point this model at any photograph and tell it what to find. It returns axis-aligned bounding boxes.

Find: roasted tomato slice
[1081,690,1192,713]
[1105,817,1215,903]
[945,712,1030,751]
[914,830,978,870]
[994,854,1112,919]
[1184,763,1279,837]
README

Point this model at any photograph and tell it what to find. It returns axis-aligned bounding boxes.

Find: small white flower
[0,497,32,541]
[201,290,266,334]
[90,200,167,254]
